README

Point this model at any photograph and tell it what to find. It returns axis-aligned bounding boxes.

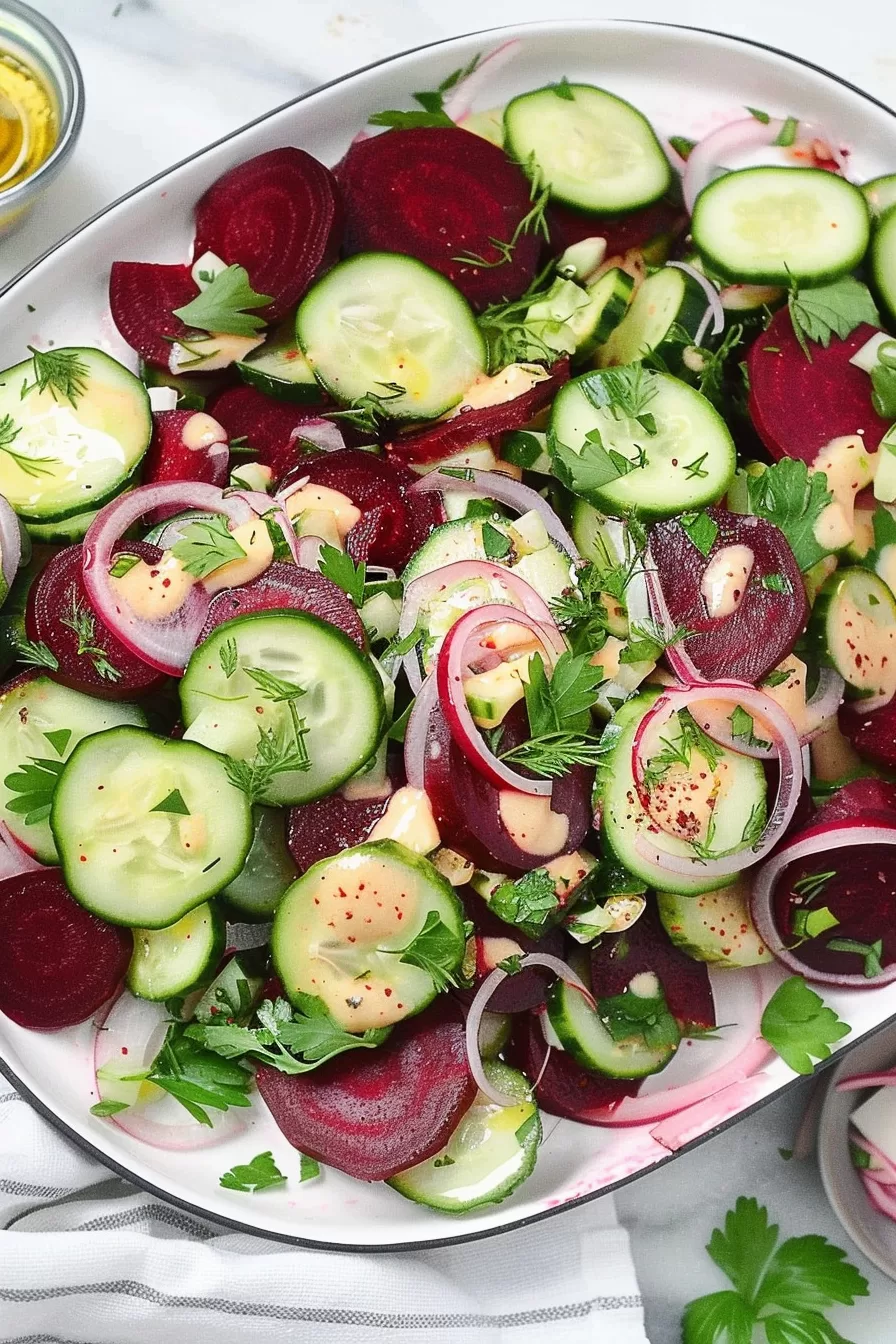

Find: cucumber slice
[401,515,575,605]
[550,368,735,520]
[871,206,896,324]
[25,477,138,543]
[691,166,870,284]
[863,175,896,219]
[597,266,709,371]
[657,879,772,967]
[810,566,896,703]
[504,83,671,214]
[220,804,299,920]
[180,610,386,806]
[0,348,151,522]
[388,1061,539,1212]
[547,970,679,1078]
[127,902,226,1001]
[0,677,146,863]
[524,269,633,362]
[237,317,322,403]
[272,839,466,1031]
[51,726,253,927]
[296,252,486,421]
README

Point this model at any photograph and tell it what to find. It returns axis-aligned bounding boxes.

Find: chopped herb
[453,153,550,269]
[0,413,59,478]
[150,788,191,816]
[497,954,523,975]
[490,867,559,939]
[730,705,771,752]
[368,51,481,128]
[60,592,123,682]
[619,618,693,665]
[43,729,71,757]
[4,755,65,825]
[432,1154,456,1168]
[146,1022,253,1126]
[224,723,311,803]
[552,76,575,100]
[514,1112,539,1146]
[761,667,791,688]
[172,264,273,337]
[827,937,884,979]
[219,637,238,679]
[683,452,710,480]
[760,976,850,1073]
[668,134,697,159]
[746,458,835,572]
[171,514,247,579]
[219,1151,286,1193]
[679,510,719,556]
[382,619,425,662]
[599,985,680,1052]
[500,730,610,777]
[851,1142,872,1170]
[89,1099,130,1117]
[22,347,90,406]
[108,552,141,579]
[793,869,836,904]
[14,636,58,671]
[741,800,768,848]
[482,520,512,559]
[761,573,791,594]
[774,115,799,146]
[792,905,840,939]
[746,106,771,123]
[299,1153,321,1182]
[788,275,879,360]
[641,709,722,796]
[318,543,366,606]
[579,363,658,425]
[383,910,463,993]
[327,381,406,434]
[186,994,389,1074]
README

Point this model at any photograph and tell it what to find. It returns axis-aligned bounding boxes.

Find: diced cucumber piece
[504,83,671,213]
[193,952,265,1025]
[360,588,401,644]
[547,969,679,1078]
[272,840,465,1031]
[502,430,553,474]
[180,610,386,806]
[810,566,896,703]
[237,317,322,403]
[0,677,146,863]
[657,879,772,967]
[871,206,896,324]
[139,358,213,411]
[0,348,151,522]
[51,726,253,927]
[524,269,633,362]
[296,252,486,421]
[388,1061,539,1212]
[402,515,575,606]
[692,166,870,284]
[564,855,646,943]
[127,902,225,1001]
[221,805,299,920]
[550,368,735,520]
[863,174,896,219]
[570,499,628,570]
[597,266,709,371]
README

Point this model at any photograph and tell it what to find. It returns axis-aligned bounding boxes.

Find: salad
[1,41,896,1217]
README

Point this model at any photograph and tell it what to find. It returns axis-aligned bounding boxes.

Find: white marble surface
[7,1,896,1338]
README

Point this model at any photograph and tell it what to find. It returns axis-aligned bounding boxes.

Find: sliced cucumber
[220,804,299,920]
[691,166,870,284]
[547,969,679,1078]
[657,879,772,967]
[0,348,151,522]
[863,175,896,219]
[237,317,322,403]
[388,1061,539,1212]
[564,855,647,943]
[180,611,386,806]
[402,514,575,605]
[871,206,896,324]
[0,677,146,863]
[810,566,896,703]
[296,252,486,421]
[524,270,633,362]
[272,839,465,1031]
[550,368,736,520]
[25,478,138,543]
[127,902,225,1001]
[597,266,709,371]
[51,726,253,927]
[504,83,671,214]
[570,499,628,570]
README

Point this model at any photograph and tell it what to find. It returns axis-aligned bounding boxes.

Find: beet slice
[193,148,343,322]
[109,262,200,370]
[649,506,807,684]
[387,358,570,466]
[281,448,443,570]
[747,311,889,463]
[813,777,896,828]
[287,751,404,871]
[546,198,686,259]
[456,890,565,1013]
[839,698,896,772]
[255,998,476,1181]
[143,410,229,506]
[591,902,716,1031]
[339,127,540,309]
[199,561,366,649]
[25,541,165,699]
[207,385,328,481]
[509,1011,640,1123]
[0,869,131,1030]
[424,701,592,875]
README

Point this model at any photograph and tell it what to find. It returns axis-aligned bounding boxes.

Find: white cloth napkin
[0,1085,648,1343]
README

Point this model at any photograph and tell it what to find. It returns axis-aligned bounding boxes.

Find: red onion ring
[437,603,567,798]
[643,551,704,685]
[683,115,849,212]
[838,1071,896,1092]
[403,672,438,791]
[630,682,803,880]
[290,420,347,454]
[410,469,580,562]
[0,493,21,595]
[751,821,896,987]
[862,1168,896,1220]
[229,487,305,567]
[398,560,554,693]
[83,483,255,676]
[0,822,44,879]
[666,261,724,342]
[801,668,845,743]
[852,1132,896,1183]
[441,39,521,123]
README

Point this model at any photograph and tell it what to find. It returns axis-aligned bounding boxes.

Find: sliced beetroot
[649,506,807,684]
[199,561,366,650]
[747,311,889,463]
[339,127,540,309]
[281,448,443,570]
[424,701,592,875]
[0,869,131,1030]
[456,890,565,1013]
[193,148,343,322]
[591,902,716,1031]
[143,410,229,503]
[287,752,404,871]
[255,998,476,1181]
[206,385,328,481]
[813,777,896,828]
[25,541,165,699]
[546,198,686,259]
[109,262,199,370]
[839,699,896,772]
[509,1011,640,1123]
[388,358,570,466]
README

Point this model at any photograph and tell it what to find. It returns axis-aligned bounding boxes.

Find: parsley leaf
[668,134,697,159]
[730,705,771,752]
[173,264,273,337]
[760,977,850,1074]
[171,514,247,579]
[299,1153,321,1182]
[551,432,632,496]
[220,1150,286,1193]
[680,510,719,556]
[788,277,879,360]
[384,910,464,993]
[150,788,190,816]
[498,650,606,777]
[318,543,366,605]
[490,868,559,939]
[552,76,575,100]
[147,1023,253,1126]
[482,520,512,559]
[746,459,834,572]
[220,637,238,679]
[90,1099,130,1117]
[187,995,389,1074]
[598,985,680,1051]
[367,52,481,128]
[4,755,65,825]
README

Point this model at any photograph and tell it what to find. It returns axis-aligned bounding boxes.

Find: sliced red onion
[403,671,439,791]
[398,560,555,693]
[229,488,304,567]
[631,682,803,880]
[852,1132,896,1183]
[273,476,311,505]
[862,1169,896,1221]
[751,821,896,987]
[801,668,845,743]
[289,419,347,455]
[838,1071,896,1092]
[0,822,44,880]
[410,469,579,561]
[644,552,704,684]
[438,603,567,798]
[82,483,255,676]
[666,261,723,341]
[441,39,521,123]
[683,116,848,213]
[0,493,21,594]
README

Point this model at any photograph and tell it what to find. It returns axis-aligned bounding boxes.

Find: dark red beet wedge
[26,541,165,699]
[546,198,686,259]
[509,1011,640,1123]
[255,999,476,1181]
[747,311,889,463]
[457,891,565,1012]
[281,448,443,570]
[591,902,716,1031]
[287,752,404,871]
[109,262,199,370]
[193,148,343,322]
[339,127,540,309]
[840,699,896,772]
[424,701,592,875]
[813,777,896,828]
[199,561,366,649]
[0,869,131,1030]
[143,411,229,514]
[388,358,570,466]
[649,506,807,684]
[207,385,328,481]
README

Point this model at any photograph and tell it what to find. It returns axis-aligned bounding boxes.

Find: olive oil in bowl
[0,47,56,192]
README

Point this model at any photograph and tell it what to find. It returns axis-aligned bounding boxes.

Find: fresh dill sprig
[327,381,406,434]
[22,347,90,406]
[500,731,610,777]
[452,155,551,269]
[60,593,122,682]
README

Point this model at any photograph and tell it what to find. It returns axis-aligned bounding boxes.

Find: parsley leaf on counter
[220,1151,286,1194]
[173,264,272,337]
[319,544,366,606]
[171,514,247,579]
[746,458,834,572]
[788,276,879,360]
[760,976,850,1074]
